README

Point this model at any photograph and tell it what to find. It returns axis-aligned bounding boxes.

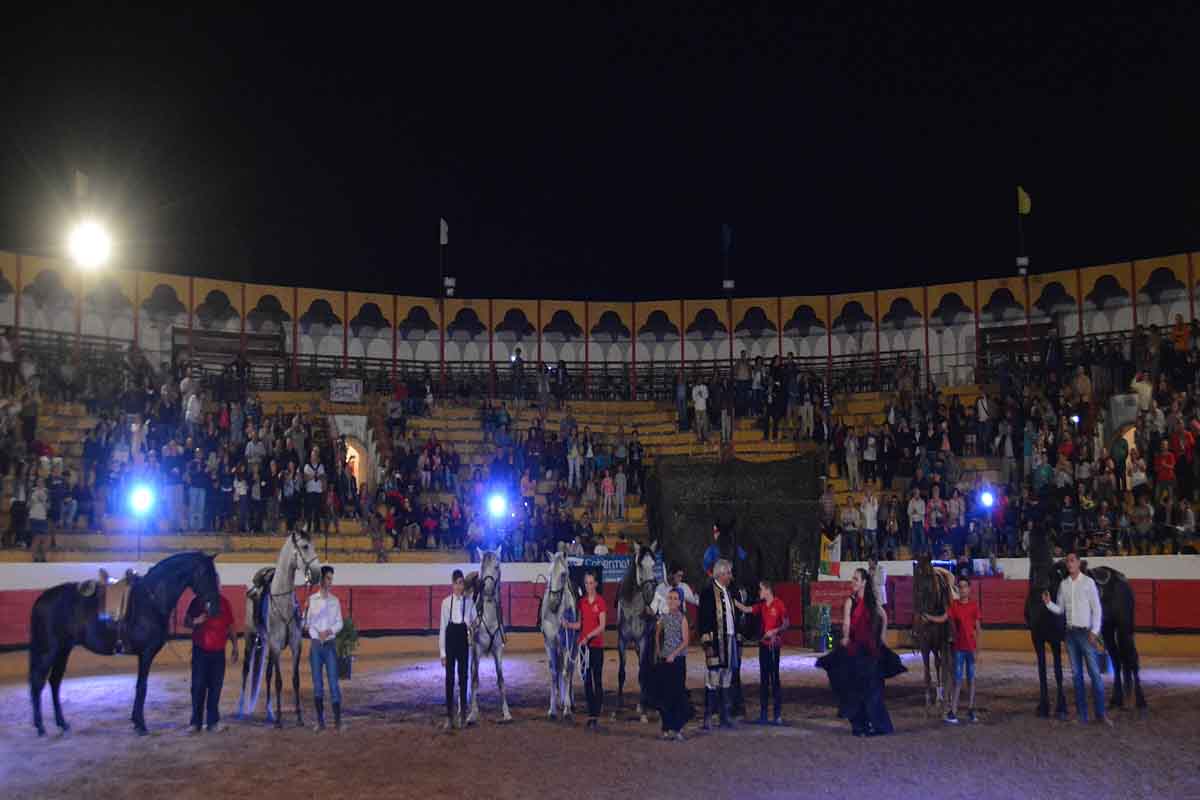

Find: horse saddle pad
[79,569,137,624]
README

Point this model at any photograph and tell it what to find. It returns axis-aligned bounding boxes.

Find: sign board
[567,554,664,583]
[329,378,363,403]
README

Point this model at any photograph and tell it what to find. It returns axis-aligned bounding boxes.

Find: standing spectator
[908,487,927,556]
[1042,551,1110,725]
[845,429,861,491]
[600,470,615,521]
[735,580,789,725]
[305,565,344,731]
[614,465,628,521]
[1154,439,1177,509]
[860,488,879,559]
[303,448,325,532]
[184,580,237,733]
[819,483,837,532]
[692,378,710,442]
[29,478,50,562]
[923,574,981,724]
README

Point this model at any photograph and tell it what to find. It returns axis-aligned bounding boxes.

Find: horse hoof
[134,726,149,737]
[36,727,46,737]
[58,722,71,734]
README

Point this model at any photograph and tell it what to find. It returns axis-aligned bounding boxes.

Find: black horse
[29,551,222,736]
[1025,525,1067,718]
[1088,565,1147,714]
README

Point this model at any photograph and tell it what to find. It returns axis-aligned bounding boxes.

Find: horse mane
[464,572,480,596]
[618,545,648,604]
[143,551,209,587]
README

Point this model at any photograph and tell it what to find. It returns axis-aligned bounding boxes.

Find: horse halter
[291,532,319,584]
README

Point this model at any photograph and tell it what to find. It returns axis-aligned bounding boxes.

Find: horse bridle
[474,568,504,644]
[291,532,320,585]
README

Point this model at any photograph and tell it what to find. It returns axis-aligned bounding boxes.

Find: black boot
[719,688,736,729]
[332,702,342,731]
[314,698,326,730]
[759,685,770,724]
[702,689,715,730]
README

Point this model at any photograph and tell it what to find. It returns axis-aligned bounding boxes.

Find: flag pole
[439,219,447,394]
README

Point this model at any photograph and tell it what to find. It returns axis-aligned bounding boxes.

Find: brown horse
[912,554,956,710]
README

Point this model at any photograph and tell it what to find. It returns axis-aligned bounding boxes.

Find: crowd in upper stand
[821,322,1200,564]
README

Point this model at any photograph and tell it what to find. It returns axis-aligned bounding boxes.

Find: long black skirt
[816,645,904,735]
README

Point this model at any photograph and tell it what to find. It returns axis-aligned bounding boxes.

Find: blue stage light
[487,493,508,518]
[130,485,155,516]
[980,490,994,509]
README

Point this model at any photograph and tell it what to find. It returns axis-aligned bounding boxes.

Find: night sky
[2,4,1199,301]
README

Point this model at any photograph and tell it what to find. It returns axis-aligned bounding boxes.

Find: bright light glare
[130,485,154,516]
[980,491,994,508]
[68,221,112,269]
[487,493,507,517]
[1070,414,1081,425]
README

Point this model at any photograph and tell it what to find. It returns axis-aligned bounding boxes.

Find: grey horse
[539,550,578,720]
[466,548,513,724]
[236,531,321,727]
[615,542,658,723]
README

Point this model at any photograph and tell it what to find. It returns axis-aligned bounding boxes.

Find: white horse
[234,531,321,727]
[615,542,658,723]
[466,548,513,724]
[539,550,578,720]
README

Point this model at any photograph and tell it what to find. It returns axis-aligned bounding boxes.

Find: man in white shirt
[1042,552,1109,726]
[692,380,710,443]
[305,566,344,730]
[650,563,700,616]
[860,488,879,558]
[303,448,325,532]
[439,569,477,729]
[908,488,927,556]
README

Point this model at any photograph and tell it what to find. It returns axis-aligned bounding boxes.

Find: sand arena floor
[1,642,1198,800]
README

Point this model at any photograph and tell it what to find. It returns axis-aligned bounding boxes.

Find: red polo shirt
[752,597,789,649]
[578,593,607,647]
[188,594,234,653]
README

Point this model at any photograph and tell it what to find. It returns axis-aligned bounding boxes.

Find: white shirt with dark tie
[439,593,477,658]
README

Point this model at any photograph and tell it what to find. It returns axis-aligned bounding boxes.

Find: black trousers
[304,493,322,530]
[759,644,782,717]
[657,658,689,733]
[444,622,469,719]
[585,645,604,718]
[190,646,225,729]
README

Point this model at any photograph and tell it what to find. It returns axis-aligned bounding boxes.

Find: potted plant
[335,617,359,680]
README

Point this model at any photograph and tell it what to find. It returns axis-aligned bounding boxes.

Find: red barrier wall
[1153,581,1200,629]
[350,587,431,630]
[0,590,40,647]
[2,576,1198,649]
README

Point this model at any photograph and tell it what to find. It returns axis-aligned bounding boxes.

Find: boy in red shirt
[923,574,981,724]
[736,579,790,725]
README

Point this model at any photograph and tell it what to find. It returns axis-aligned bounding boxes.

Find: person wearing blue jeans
[907,489,926,556]
[305,565,344,730]
[1043,551,1110,725]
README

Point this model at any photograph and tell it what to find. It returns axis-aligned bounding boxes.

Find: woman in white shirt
[29,477,49,562]
[439,569,476,729]
[305,565,344,730]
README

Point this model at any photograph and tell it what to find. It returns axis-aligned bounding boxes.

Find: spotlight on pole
[68,220,112,269]
[130,485,155,516]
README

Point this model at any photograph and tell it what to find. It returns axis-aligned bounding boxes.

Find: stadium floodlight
[130,485,155,516]
[980,490,994,509]
[1070,414,1081,425]
[487,493,508,518]
[68,220,112,269]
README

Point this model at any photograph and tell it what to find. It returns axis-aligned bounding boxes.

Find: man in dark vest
[698,558,738,730]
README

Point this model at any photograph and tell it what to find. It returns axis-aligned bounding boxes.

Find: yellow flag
[1017,185,1032,215]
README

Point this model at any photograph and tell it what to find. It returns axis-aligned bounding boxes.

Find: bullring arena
[2,558,1199,800]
